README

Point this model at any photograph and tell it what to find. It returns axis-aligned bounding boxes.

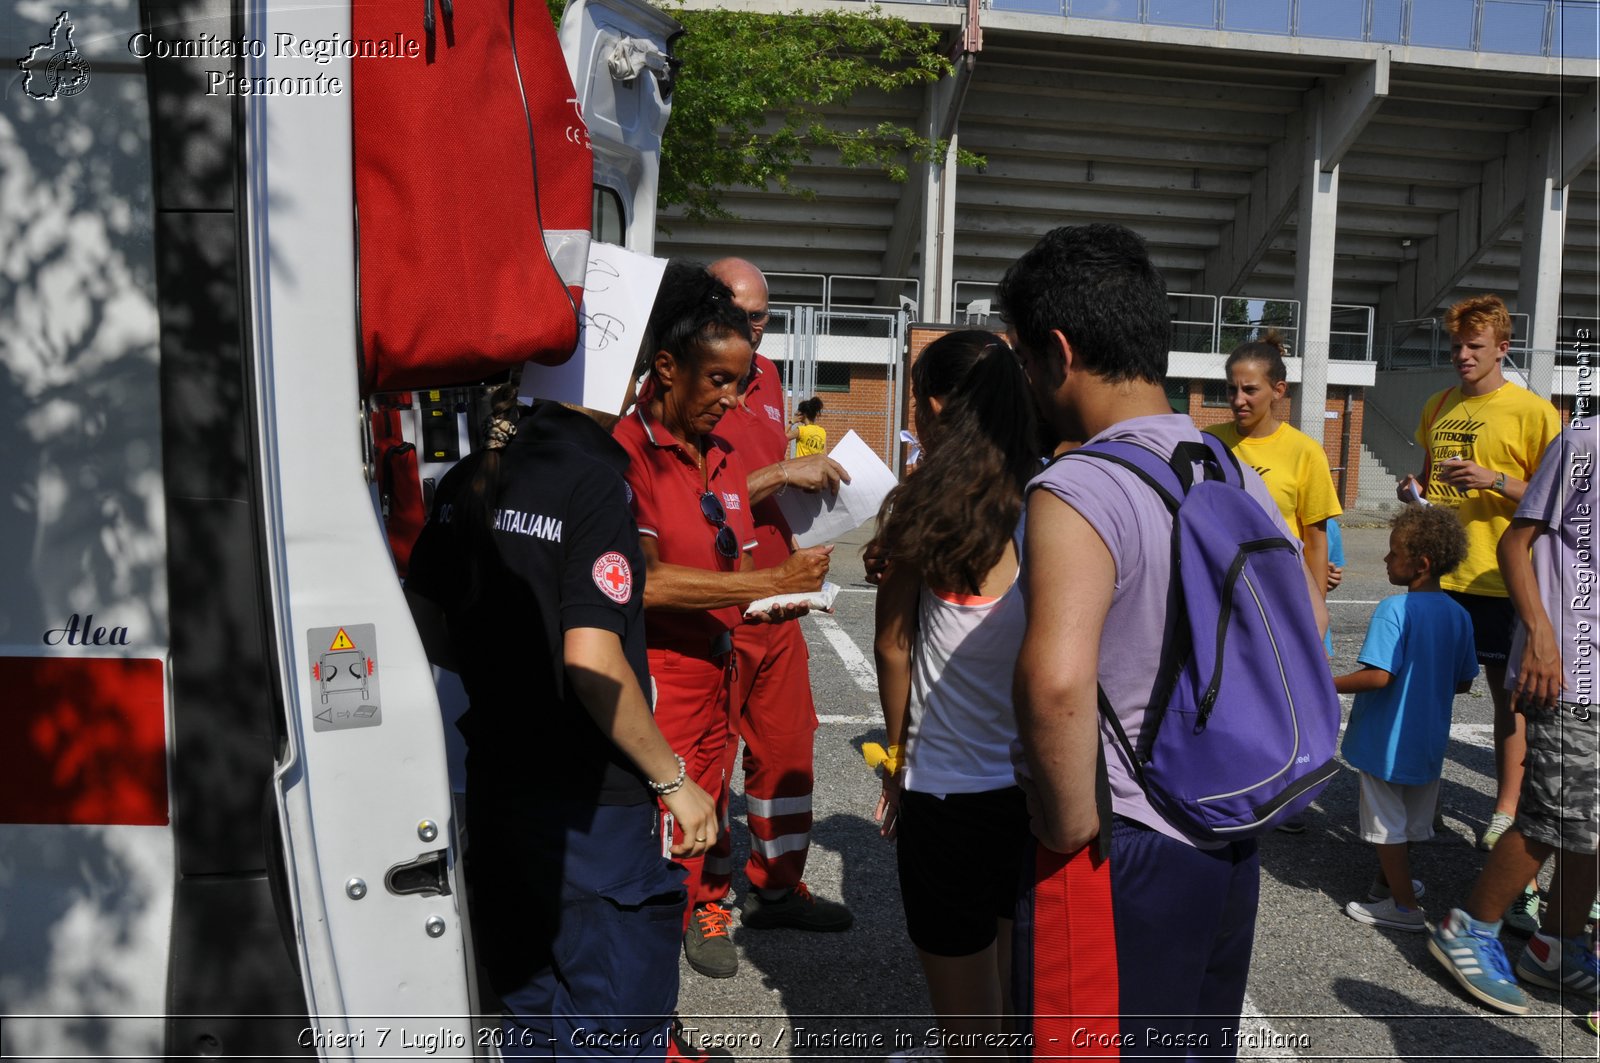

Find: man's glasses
[700,491,740,560]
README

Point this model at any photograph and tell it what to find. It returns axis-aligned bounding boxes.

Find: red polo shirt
[614,404,759,649]
[716,354,795,570]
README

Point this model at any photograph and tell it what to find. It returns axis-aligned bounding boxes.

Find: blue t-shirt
[1341,592,1478,784]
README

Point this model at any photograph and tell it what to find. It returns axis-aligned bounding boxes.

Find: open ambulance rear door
[1,0,677,1056]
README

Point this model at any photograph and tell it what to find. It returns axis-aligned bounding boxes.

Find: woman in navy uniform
[406,392,716,1062]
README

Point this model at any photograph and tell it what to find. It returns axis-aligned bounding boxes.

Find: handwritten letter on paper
[520,243,668,412]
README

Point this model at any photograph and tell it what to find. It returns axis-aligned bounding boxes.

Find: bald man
[702,257,853,959]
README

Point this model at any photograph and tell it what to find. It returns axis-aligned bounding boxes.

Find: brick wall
[798,366,896,468]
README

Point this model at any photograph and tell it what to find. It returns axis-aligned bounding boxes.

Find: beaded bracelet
[648,754,688,796]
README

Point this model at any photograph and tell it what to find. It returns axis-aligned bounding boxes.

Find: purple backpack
[1070,435,1342,843]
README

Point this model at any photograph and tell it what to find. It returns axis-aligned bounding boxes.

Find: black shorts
[1446,590,1515,666]
[895,785,1032,957]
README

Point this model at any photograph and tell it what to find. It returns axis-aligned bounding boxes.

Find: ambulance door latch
[386,850,452,897]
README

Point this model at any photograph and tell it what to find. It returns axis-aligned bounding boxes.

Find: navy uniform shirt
[407,401,651,805]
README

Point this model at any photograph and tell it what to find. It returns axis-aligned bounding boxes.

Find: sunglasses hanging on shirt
[700,491,740,560]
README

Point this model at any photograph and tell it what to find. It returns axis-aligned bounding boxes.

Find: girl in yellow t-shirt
[1204,332,1343,595]
[788,396,826,457]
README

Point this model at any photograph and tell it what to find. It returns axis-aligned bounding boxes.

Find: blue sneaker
[1516,931,1600,994]
[1429,908,1530,1014]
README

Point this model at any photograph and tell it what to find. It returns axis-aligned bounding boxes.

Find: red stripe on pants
[1032,841,1119,1057]
[647,647,732,923]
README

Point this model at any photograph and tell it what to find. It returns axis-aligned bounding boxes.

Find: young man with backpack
[1002,224,1333,1057]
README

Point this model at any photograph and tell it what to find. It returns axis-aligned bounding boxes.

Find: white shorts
[1357,772,1440,844]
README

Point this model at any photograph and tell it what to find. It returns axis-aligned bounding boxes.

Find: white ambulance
[0,0,675,1056]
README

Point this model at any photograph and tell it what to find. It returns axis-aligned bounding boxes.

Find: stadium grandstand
[656,0,1599,508]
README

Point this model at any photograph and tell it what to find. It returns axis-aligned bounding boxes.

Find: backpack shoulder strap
[1194,433,1248,486]
[1065,441,1184,513]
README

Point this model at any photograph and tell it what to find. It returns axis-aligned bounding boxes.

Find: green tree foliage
[657,5,975,221]
[549,0,979,223]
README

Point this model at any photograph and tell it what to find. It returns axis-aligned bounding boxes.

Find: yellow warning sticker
[328,628,356,651]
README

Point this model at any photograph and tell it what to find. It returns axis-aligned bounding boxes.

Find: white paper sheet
[776,430,898,548]
[519,243,667,413]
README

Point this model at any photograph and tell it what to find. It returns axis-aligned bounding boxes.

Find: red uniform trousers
[647,646,733,926]
[705,620,818,896]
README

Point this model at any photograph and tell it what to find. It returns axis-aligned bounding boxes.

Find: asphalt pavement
[672,520,1600,1061]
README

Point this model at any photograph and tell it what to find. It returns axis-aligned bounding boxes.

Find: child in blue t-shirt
[1337,506,1478,932]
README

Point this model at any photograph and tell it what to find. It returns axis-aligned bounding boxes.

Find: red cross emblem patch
[592,552,632,604]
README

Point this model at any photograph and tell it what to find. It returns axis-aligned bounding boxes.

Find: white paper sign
[519,242,667,412]
[777,430,898,548]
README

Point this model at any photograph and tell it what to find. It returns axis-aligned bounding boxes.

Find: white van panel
[560,0,680,255]
[0,825,174,1059]
[242,0,474,1050]
[1,0,173,1052]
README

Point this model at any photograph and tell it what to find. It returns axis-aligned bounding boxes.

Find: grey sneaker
[740,882,853,931]
[683,902,738,978]
[1368,878,1426,903]
[1344,896,1427,933]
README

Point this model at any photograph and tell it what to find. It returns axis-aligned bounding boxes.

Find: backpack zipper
[1198,537,1292,723]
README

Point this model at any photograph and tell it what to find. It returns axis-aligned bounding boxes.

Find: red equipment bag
[352,0,593,395]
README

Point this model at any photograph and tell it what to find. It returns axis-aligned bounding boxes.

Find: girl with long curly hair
[869,329,1041,1051]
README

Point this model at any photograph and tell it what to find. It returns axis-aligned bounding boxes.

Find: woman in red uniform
[613,263,833,978]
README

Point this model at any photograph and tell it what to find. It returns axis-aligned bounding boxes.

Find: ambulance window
[593,187,625,244]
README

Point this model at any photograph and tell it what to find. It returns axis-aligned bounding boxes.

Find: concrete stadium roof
[657,1,1600,331]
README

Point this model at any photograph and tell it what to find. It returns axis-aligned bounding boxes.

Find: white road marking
[817,714,877,725]
[808,612,879,694]
[1237,997,1306,1060]
[1449,722,1496,748]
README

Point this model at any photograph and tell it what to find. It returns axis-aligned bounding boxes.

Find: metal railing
[969,0,1600,60]
[1219,296,1302,356]
[1170,293,1221,353]
[770,271,1379,360]
[1373,311,1576,369]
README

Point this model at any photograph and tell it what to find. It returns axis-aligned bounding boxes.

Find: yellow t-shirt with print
[794,424,826,457]
[1204,421,1343,542]
[1414,382,1560,597]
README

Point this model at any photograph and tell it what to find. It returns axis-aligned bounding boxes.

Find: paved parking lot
[673,521,1600,1061]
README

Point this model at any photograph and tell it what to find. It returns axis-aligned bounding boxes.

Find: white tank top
[902,524,1025,796]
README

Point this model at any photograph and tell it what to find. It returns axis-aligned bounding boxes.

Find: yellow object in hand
[862,742,903,776]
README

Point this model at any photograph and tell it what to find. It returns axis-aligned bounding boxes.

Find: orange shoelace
[696,903,734,938]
